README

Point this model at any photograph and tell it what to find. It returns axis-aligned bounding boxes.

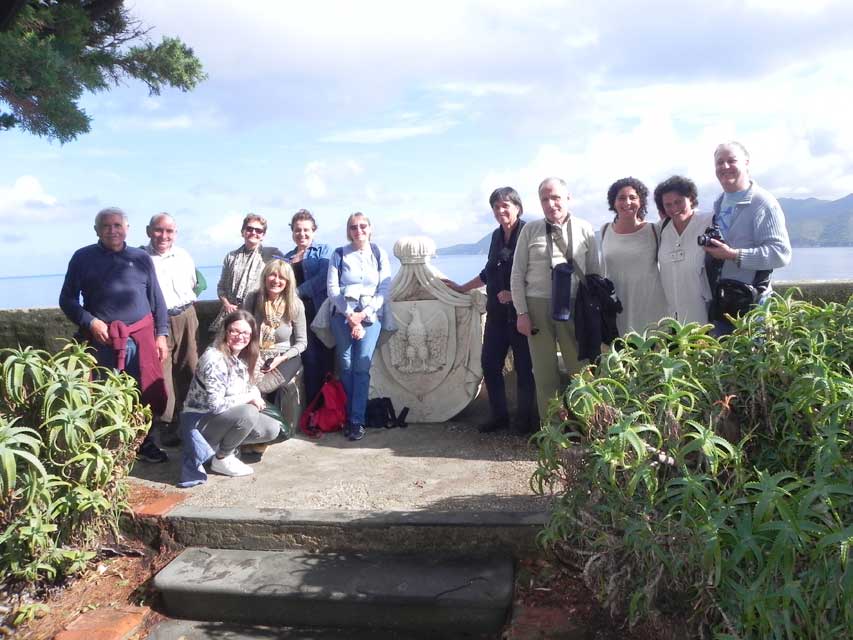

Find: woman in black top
[444,187,536,434]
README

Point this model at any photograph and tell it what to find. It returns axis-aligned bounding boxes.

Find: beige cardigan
[510,216,601,315]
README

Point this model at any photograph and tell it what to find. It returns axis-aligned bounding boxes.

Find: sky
[2,0,853,277]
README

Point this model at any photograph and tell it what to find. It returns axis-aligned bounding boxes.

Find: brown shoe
[239,443,269,457]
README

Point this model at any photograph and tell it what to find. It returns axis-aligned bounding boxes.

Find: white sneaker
[211,454,254,477]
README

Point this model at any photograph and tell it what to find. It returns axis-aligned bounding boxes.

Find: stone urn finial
[394,236,436,265]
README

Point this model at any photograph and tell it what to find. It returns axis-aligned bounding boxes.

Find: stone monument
[370,236,486,422]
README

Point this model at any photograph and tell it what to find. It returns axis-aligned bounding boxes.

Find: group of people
[446,141,791,433]
[59,207,391,483]
[58,139,791,480]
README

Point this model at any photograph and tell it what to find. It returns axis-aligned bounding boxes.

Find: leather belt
[168,302,193,316]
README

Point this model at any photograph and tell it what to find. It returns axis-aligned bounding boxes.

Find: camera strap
[546,221,585,281]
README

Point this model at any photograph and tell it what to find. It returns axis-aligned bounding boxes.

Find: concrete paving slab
[130,420,552,513]
[154,547,512,636]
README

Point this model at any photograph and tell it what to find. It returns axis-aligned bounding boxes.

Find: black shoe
[137,439,169,463]
[158,422,182,447]
[478,417,509,433]
[348,424,365,441]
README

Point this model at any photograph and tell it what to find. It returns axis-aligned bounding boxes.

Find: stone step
[154,506,547,556]
[146,619,436,639]
[154,547,513,637]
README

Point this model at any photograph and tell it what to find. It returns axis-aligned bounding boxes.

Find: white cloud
[305,173,328,199]
[106,109,224,132]
[434,82,533,97]
[322,121,456,144]
[198,213,247,246]
[346,160,365,175]
[0,177,64,221]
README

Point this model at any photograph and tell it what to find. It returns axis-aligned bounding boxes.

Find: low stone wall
[0,280,850,352]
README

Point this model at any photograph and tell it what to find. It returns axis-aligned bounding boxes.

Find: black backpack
[366,397,409,429]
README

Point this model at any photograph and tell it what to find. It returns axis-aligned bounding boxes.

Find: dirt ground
[3,486,177,640]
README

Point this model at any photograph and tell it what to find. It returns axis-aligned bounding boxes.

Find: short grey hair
[94,207,128,227]
[148,212,175,227]
[538,177,568,196]
[714,141,750,161]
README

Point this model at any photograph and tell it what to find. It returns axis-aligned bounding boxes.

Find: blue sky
[3,0,853,277]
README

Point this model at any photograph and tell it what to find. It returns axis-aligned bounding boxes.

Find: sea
[1,247,850,310]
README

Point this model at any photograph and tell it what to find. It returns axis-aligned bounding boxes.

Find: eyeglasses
[227,329,252,338]
[348,223,369,231]
[244,226,266,235]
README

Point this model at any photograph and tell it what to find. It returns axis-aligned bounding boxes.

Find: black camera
[697,225,723,247]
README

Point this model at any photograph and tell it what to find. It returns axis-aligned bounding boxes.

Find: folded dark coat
[573,274,622,362]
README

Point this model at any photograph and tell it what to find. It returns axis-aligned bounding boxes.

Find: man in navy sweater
[60,207,170,462]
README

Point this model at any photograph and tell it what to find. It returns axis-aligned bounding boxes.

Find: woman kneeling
[181,310,280,478]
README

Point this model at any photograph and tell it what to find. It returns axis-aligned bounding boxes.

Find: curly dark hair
[606,177,649,221]
[653,176,699,217]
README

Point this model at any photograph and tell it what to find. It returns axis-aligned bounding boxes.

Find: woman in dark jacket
[282,209,333,403]
[444,187,536,434]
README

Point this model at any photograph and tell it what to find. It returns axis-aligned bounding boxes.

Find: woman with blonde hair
[244,259,307,394]
[327,212,392,442]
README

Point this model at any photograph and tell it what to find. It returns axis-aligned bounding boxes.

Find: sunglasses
[348,223,369,231]
[244,226,266,235]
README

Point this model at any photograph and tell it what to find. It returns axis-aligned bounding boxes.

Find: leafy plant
[0,342,149,590]
[533,292,853,639]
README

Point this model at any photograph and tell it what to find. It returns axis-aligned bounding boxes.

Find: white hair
[94,207,128,227]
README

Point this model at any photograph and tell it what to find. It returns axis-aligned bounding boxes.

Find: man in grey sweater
[705,141,792,333]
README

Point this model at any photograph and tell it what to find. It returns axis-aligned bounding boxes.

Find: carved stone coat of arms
[370,236,485,422]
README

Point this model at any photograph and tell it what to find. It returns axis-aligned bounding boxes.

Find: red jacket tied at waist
[108,314,168,416]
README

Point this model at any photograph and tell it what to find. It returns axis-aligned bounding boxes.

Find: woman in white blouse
[326,212,392,442]
[653,176,712,325]
[182,310,280,477]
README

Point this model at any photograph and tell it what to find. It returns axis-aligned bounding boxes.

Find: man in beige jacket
[510,177,601,421]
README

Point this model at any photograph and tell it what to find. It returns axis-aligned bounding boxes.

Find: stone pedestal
[370,236,486,422]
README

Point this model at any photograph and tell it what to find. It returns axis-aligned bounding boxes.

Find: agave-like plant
[0,342,148,591]
[533,292,853,638]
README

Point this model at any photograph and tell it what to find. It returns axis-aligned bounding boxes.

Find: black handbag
[550,262,574,321]
[366,397,410,429]
[709,279,759,321]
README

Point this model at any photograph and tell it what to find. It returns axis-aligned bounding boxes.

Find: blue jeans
[93,337,140,381]
[330,314,381,427]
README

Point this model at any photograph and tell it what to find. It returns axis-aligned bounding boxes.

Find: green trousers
[525,296,583,420]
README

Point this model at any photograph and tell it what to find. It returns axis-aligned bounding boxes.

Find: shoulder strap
[656,217,670,261]
[649,223,659,263]
[333,247,344,290]
[601,222,610,245]
[370,243,382,270]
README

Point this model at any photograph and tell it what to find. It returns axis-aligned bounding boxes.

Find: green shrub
[0,342,149,587]
[532,293,853,639]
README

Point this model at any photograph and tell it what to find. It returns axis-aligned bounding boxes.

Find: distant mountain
[437,233,492,255]
[779,194,853,247]
[437,194,853,254]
